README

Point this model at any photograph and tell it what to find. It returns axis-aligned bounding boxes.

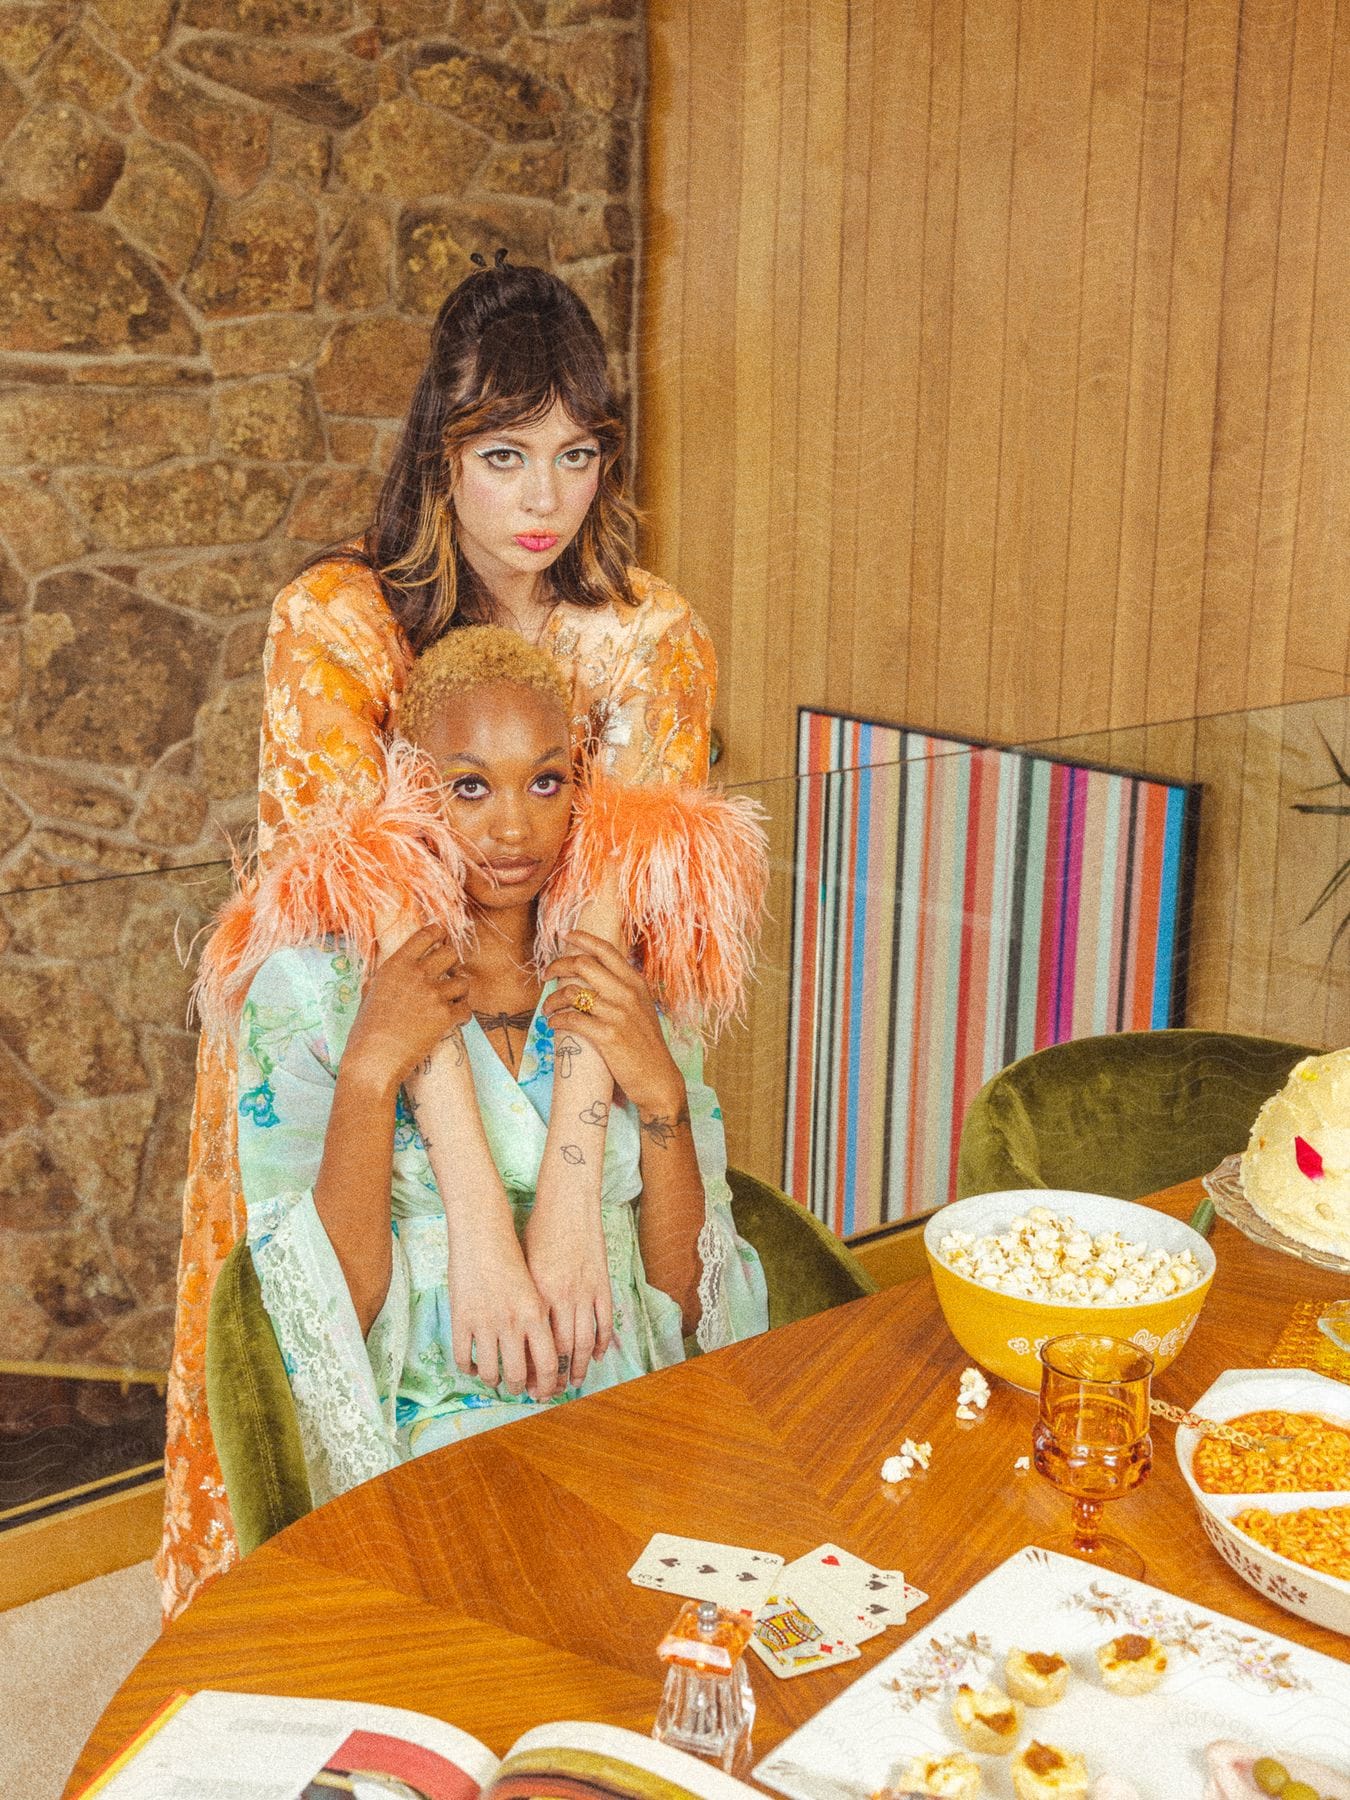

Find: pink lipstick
[515,533,558,553]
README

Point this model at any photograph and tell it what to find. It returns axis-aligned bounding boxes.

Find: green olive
[1280,1784,1319,1800]
[1252,1762,1289,1796]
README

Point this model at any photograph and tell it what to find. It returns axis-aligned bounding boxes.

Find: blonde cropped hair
[398,624,570,742]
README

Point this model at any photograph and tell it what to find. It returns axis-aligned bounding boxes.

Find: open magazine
[76,1689,761,1800]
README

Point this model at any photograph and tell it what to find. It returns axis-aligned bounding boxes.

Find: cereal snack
[1232,1503,1350,1581]
[1010,1742,1089,1800]
[1095,1634,1167,1695]
[1193,1410,1350,1495]
[1004,1647,1070,1706]
[951,1683,1023,1754]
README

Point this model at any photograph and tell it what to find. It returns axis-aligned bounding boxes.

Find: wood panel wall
[638,0,1350,790]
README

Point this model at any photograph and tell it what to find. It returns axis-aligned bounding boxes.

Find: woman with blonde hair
[211,627,767,1499]
[161,256,727,1617]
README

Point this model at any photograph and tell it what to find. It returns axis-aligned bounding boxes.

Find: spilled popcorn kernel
[1014,1455,1030,1472]
[957,1366,991,1414]
[901,1437,933,1469]
[881,1454,913,1483]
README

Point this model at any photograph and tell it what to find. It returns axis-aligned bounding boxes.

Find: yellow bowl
[923,1189,1216,1392]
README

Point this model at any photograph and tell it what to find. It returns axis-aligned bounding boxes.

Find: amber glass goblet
[1032,1333,1154,1579]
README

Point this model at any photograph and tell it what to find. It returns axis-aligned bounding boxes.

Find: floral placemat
[1268,1300,1350,1385]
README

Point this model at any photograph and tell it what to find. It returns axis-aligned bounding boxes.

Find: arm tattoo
[638,1106,691,1150]
[407,1094,434,1153]
[556,1035,582,1079]
[579,1100,610,1127]
[445,1028,466,1067]
[560,1143,585,1166]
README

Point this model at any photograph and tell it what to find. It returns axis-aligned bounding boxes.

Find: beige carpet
[0,1559,160,1798]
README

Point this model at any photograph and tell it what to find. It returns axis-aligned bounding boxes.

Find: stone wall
[0,0,643,1371]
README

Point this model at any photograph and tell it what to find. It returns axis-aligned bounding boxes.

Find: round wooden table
[64,1179,1350,1794]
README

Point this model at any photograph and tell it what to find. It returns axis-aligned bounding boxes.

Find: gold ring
[572,986,597,1014]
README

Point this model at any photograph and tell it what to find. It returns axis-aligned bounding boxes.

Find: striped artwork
[786,708,1197,1236]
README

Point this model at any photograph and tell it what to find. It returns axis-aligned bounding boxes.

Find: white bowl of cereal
[924,1190,1215,1392]
[1176,1366,1350,1636]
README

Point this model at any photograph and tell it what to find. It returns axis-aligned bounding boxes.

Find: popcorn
[1013,1455,1030,1471]
[958,1366,990,1411]
[882,1438,933,1484]
[937,1208,1202,1305]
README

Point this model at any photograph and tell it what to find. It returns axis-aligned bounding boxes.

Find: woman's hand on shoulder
[340,924,470,1102]
[541,931,684,1118]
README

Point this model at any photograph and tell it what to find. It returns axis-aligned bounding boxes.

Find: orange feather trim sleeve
[536,772,769,1037]
[193,738,474,1045]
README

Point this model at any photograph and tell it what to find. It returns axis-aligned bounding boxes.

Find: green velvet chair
[725,1166,876,1327]
[206,1168,872,1554]
[955,1028,1313,1203]
[206,1237,312,1557]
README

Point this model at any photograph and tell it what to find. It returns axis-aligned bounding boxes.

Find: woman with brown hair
[160,255,722,1618]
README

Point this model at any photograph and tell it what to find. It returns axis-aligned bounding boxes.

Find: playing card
[749,1594,863,1679]
[779,1543,908,1634]
[626,1533,784,1607]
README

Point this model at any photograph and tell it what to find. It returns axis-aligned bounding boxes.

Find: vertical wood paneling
[1287,0,1350,693]
[936,0,1020,739]
[847,5,932,725]
[1249,0,1336,707]
[790,0,849,732]
[1144,0,1241,723]
[641,0,1349,792]
[1109,0,1186,734]
[1060,0,1150,739]
[990,0,1095,744]
[1195,0,1295,716]
[904,0,963,735]
[635,4,686,584]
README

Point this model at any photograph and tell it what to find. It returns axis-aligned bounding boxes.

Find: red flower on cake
[1294,1135,1325,1180]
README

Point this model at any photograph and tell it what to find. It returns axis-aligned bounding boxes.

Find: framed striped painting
[785,707,1199,1236]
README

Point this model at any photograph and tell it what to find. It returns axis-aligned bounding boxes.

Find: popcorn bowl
[923,1189,1216,1392]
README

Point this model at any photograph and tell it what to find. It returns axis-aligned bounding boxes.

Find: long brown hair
[327,259,636,653]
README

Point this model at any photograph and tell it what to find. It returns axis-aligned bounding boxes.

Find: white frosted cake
[1241,1047,1350,1255]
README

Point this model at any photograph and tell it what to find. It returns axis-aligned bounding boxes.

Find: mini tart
[951,1682,1023,1754]
[1095,1632,1167,1695]
[1004,1647,1070,1707]
[1010,1741,1089,1800]
[892,1752,983,1799]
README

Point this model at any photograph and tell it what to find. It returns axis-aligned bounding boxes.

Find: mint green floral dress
[235,945,769,1507]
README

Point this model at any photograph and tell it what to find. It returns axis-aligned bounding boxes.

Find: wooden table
[64,1180,1349,1794]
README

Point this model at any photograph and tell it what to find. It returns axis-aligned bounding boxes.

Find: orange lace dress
[157,556,716,1620]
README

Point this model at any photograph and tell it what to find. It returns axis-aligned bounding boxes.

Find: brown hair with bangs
[326,258,636,653]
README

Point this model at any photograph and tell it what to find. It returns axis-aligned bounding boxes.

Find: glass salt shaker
[652,1598,756,1774]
